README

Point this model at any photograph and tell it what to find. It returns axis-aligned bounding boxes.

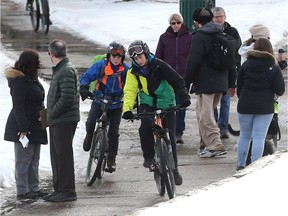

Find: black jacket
[4,68,48,144]
[184,22,237,95]
[237,50,285,114]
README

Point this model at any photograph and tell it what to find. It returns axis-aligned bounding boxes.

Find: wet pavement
[1,0,287,216]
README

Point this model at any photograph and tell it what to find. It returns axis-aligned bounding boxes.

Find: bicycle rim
[30,0,40,31]
[85,131,100,186]
[41,0,50,34]
[160,138,176,199]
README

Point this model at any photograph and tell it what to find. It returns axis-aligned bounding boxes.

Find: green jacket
[47,57,80,125]
[123,55,189,112]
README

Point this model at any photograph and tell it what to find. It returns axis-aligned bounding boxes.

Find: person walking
[212,7,242,139]
[236,38,285,171]
[155,12,192,144]
[43,39,80,202]
[4,49,48,199]
[80,41,129,172]
[184,8,237,158]
[122,40,191,186]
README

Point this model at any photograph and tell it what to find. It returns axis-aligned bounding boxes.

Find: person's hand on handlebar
[122,111,134,120]
[80,84,94,101]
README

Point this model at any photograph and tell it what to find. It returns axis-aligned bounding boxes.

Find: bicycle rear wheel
[40,0,50,34]
[30,0,40,32]
[158,138,176,199]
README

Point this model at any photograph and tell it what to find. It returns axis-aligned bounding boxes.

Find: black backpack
[208,32,237,70]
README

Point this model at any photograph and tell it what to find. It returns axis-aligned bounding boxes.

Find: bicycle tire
[85,130,100,186]
[40,0,50,34]
[159,138,176,199]
[30,0,40,32]
[153,167,165,196]
[94,129,108,179]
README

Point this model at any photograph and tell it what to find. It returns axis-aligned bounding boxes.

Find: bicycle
[27,0,51,34]
[85,96,122,186]
[130,105,181,199]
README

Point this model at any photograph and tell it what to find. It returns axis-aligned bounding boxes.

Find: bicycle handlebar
[87,95,123,106]
[132,105,182,120]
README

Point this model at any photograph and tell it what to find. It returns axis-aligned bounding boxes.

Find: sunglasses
[111,49,124,57]
[128,45,144,58]
[171,21,181,25]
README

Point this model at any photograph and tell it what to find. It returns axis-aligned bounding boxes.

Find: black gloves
[181,99,191,108]
[122,111,134,120]
[80,85,94,101]
[181,94,191,108]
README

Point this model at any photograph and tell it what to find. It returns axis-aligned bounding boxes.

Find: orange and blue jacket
[80,59,129,109]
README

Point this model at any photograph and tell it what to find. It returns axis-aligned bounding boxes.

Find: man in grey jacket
[44,39,80,202]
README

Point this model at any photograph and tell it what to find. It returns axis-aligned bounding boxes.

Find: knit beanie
[168,12,184,24]
[192,8,213,25]
[278,48,286,53]
[249,24,270,40]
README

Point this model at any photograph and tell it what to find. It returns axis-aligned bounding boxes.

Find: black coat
[4,68,48,144]
[237,50,285,114]
[184,22,237,94]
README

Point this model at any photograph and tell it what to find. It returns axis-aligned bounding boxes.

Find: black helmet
[107,41,126,62]
[128,40,150,58]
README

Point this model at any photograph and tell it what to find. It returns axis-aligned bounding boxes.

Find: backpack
[89,54,106,92]
[207,32,237,70]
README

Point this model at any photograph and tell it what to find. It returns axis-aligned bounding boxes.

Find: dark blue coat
[237,50,285,114]
[4,68,48,144]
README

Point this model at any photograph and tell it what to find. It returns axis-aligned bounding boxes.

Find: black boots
[83,133,93,151]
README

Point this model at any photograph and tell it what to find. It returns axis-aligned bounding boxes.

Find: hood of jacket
[4,68,27,87]
[165,24,190,38]
[197,22,222,34]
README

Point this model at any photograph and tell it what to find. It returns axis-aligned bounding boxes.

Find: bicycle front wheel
[86,130,100,186]
[85,128,107,186]
[41,0,50,34]
[158,137,176,199]
[30,0,40,32]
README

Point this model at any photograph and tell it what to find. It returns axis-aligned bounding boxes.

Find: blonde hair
[168,13,183,24]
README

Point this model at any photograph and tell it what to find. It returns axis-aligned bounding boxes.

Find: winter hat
[168,12,184,24]
[278,48,286,53]
[249,24,270,40]
[192,7,213,25]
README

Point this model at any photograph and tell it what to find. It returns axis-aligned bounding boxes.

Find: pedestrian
[184,7,237,158]
[122,40,191,186]
[4,49,48,199]
[277,48,287,70]
[236,38,285,171]
[212,6,242,139]
[238,24,270,65]
[43,39,80,202]
[155,12,192,144]
[80,41,129,172]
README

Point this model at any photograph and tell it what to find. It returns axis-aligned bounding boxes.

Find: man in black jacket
[184,8,237,158]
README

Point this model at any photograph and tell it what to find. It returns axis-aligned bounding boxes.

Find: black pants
[49,122,77,193]
[86,102,122,156]
[138,104,178,167]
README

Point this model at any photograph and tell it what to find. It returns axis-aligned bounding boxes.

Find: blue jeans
[214,93,230,133]
[237,113,273,167]
[175,95,186,136]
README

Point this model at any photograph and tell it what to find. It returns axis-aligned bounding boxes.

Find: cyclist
[122,40,191,185]
[80,41,129,173]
